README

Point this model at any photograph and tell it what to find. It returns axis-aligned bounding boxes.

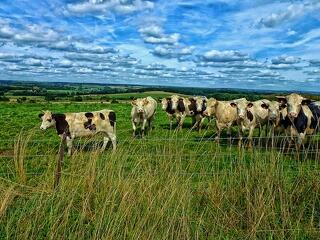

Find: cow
[161,97,180,130]
[230,99,270,148]
[276,93,320,149]
[131,96,157,137]
[193,96,208,130]
[203,98,246,143]
[262,100,289,134]
[39,109,116,155]
[170,95,206,130]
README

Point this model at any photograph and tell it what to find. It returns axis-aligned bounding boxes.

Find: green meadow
[0,95,320,239]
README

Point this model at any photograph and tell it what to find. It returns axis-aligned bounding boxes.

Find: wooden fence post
[54,132,66,189]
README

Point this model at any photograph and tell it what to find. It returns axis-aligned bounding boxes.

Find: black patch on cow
[166,100,175,114]
[246,111,254,122]
[188,101,197,115]
[177,98,185,113]
[52,114,70,136]
[308,103,320,130]
[293,108,308,134]
[85,112,94,118]
[99,113,105,120]
[280,113,291,130]
[38,113,44,118]
[84,119,96,131]
[201,101,206,112]
[108,111,116,127]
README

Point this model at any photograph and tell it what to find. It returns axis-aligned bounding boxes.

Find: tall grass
[0,132,320,239]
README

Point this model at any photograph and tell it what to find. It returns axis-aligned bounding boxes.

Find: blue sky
[0,0,320,92]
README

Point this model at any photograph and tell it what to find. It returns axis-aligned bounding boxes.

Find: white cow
[204,98,246,142]
[39,109,116,155]
[131,96,157,137]
[230,99,270,148]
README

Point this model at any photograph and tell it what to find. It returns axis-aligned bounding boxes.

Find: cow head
[276,93,312,120]
[161,98,169,110]
[132,98,149,114]
[203,98,217,117]
[170,95,182,110]
[39,110,55,130]
[230,99,252,120]
[194,96,207,112]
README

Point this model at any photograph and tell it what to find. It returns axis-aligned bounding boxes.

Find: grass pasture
[0,100,320,239]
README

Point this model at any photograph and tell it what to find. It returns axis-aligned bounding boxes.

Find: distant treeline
[0,80,319,102]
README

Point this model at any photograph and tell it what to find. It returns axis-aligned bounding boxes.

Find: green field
[0,96,320,239]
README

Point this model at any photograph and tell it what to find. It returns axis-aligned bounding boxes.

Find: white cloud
[271,55,300,65]
[67,0,154,15]
[152,45,194,58]
[258,2,320,28]
[143,33,180,45]
[201,50,249,62]
[139,25,163,38]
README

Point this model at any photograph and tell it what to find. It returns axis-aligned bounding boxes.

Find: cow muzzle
[288,112,297,119]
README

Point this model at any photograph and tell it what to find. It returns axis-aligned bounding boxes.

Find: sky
[0,0,320,92]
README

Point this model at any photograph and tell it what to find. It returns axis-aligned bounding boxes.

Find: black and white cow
[161,97,180,130]
[170,95,206,130]
[39,110,116,155]
[276,93,320,148]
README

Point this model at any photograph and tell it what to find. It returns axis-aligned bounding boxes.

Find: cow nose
[40,126,44,130]
[203,111,208,116]
[238,115,245,119]
[289,112,297,118]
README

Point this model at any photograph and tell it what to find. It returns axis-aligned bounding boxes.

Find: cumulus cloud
[258,2,320,28]
[139,24,180,45]
[271,55,300,65]
[200,50,249,62]
[143,33,180,45]
[152,45,194,58]
[23,58,44,66]
[67,0,154,15]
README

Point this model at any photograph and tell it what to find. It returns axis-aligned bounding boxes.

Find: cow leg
[132,120,137,138]
[191,116,199,131]
[178,115,185,130]
[214,122,222,143]
[247,126,254,149]
[66,137,73,156]
[227,124,232,145]
[297,132,306,152]
[101,136,110,152]
[198,117,206,132]
[238,126,243,149]
[107,133,117,151]
[141,119,147,137]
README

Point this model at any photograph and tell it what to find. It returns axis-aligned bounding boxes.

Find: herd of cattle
[38,93,320,155]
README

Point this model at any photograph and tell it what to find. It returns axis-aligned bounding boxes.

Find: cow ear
[85,112,94,118]
[247,102,253,108]
[279,103,287,110]
[276,96,287,104]
[143,99,149,105]
[230,102,237,108]
[131,100,137,106]
[261,103,269,109]
[302,99,312,105]
[38,113,44,118]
